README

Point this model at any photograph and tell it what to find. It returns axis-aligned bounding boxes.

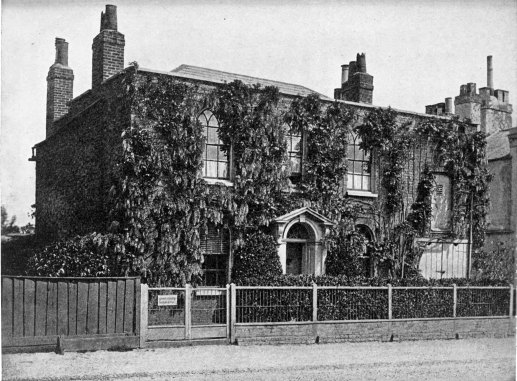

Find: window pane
[347,174,353,187]
[206,145,219,161]
[208,127,219,144]
[353,161,362,174]
[290,157,301,174]
[347,145,355,160]
[362,175,371,191]
[291,136,301,152]
[218,162,228,179]
[205,161,218,178]
[353,175,361,190]
[207,113,219,127]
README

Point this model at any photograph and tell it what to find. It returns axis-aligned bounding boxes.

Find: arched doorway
[274,207,335,275]
[285,222,316,275]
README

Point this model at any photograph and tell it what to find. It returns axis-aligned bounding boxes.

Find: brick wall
[92,30,125,88]
[35,76,129,240]
[46,65,74,137]
[234,317,515,345]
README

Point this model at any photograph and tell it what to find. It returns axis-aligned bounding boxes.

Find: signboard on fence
[158,294,178,306]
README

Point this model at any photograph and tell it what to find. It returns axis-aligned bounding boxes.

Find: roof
[274,207,335,226]
[170,64,332,100]
[487,129,511,160]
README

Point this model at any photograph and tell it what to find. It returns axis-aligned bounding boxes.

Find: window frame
[346,132,373,192]
[285,124,306,182]
[198,110,231,181]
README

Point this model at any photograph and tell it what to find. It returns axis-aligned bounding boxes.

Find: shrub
[231,229,282,282]
[26,233,130,277]
[1,234,45,275]
[472,240,515,284]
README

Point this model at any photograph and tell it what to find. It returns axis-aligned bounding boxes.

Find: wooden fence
[2,276,141,353]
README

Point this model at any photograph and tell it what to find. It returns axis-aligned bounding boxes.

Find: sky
[1,0,516,226]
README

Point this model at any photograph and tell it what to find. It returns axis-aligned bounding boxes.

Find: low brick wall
[234,317,515,345]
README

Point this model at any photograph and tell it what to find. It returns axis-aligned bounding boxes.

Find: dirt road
[2,338,515,380]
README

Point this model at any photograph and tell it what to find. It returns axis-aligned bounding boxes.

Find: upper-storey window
[347,132,371,191]
[198,110,229,179]
[286,124,303,178]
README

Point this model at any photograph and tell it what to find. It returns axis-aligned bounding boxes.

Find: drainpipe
[468,193,474,279]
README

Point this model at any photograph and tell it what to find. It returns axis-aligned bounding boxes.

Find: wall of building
[35,76,130,240]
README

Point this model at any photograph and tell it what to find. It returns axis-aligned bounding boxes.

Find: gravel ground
[2,338,515,380]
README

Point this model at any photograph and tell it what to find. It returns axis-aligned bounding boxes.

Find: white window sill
[203,178,234,187]
[346,190,378,198]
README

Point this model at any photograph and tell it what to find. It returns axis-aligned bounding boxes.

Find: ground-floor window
[200,225,230,286]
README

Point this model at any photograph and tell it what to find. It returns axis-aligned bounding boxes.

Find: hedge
[234,274,510,323]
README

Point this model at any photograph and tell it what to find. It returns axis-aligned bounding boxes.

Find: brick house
[31,5,511,285]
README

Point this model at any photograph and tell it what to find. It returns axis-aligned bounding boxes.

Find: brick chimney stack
[334,53,374,104]
[46,38,74,137]
[92,4,125,88]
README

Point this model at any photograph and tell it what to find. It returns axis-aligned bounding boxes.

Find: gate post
[453,284,457,318]
[185,284,192,340]
[388,284,392,320]
[230,283,236,344]
[140,283,148,348]
[226,284,231,343]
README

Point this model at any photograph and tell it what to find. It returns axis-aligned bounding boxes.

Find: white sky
[1,0,516,226]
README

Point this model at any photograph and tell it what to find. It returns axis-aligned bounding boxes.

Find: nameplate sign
[158,294,178,306]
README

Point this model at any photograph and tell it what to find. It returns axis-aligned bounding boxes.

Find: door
[286,243,304,275]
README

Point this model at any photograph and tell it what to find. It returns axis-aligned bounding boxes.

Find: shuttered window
[200,225,230,286]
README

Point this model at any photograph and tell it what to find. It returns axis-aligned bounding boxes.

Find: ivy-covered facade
[32,5,506,286]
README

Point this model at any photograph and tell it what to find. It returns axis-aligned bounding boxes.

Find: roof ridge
[171,64,319,93]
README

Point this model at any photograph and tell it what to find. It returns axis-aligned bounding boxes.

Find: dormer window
[347,132,371,191]
[198,110,229,179]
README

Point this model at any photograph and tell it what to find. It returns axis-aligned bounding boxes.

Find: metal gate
[141,284,229,345]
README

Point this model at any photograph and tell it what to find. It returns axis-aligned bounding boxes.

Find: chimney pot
[357,53,367,73]
[55,38,68,66]
[100,4,118,31]
[445,97,453,113]
[341,64,349,84]
[487,55,493,89]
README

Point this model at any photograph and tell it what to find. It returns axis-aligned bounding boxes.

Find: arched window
[285,124,302,178]
[198,110,229,179]
[347,133,371,191]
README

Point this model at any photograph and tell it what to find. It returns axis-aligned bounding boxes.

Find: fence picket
[23,279,35,337]
[116,280,125,333]
[87,282,99,334]
[57,281,68,335]
[2,277,13,338]
[12,278,24,337]
[106,280,117,334]
[98,281,107,334]
[68,281,77,335]
[34,280,47,336]
[124,278,135,333]
[76,281,89,335]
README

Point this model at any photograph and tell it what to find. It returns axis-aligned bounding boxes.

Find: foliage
[234,274,508,323]
[231,229,282,281]
[472,240,515,284]
[416,117,491,248]
[212,81,290,229]
[26,233,123,277]
[109,72,211,286]
[2,235,45,275]
[355,107,413,218]
[1,205,20,235]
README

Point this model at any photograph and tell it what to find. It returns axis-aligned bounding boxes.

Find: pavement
[2,337,515,380]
